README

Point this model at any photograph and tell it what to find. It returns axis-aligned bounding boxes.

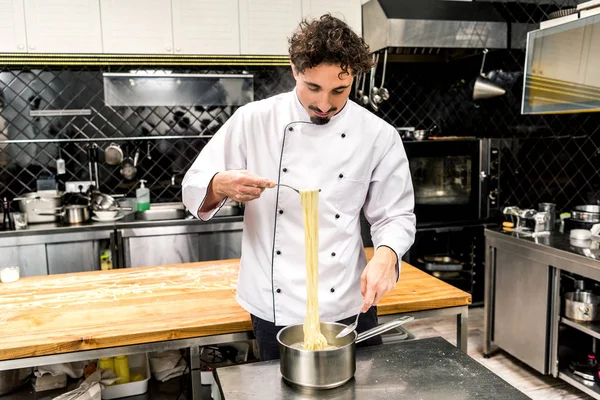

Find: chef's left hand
[360,247,398,312]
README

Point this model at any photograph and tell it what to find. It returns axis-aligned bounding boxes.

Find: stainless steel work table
[215,337,529,400]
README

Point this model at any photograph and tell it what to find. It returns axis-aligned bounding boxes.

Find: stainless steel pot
[37,204,90,225]
[564,291,600,321]
[572,205,600,223]
[277,316,413,389]
[0,368,32,395]
[13,190,63,223]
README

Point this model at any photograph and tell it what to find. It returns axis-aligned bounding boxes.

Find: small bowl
[93,210,119,220]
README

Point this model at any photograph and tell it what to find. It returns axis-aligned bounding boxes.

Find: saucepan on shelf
[564,291,600,322]
[276,316,413,389]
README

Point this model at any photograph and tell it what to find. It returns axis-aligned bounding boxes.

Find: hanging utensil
[359,72,369,105]
[368,53,380,111]
[55,144,65,175]
[86,144,95,190]
[104,142,123,166]
[91,143,100,189]
[120,144,137,181]
[379,49,390,101]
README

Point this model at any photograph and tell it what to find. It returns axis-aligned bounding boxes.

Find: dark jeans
[250,306,383,361]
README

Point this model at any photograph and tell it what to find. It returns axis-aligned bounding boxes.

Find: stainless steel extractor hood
[362,0,508,57]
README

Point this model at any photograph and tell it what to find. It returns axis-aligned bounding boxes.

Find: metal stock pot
[13,190,63,223]
[276,316,413,389]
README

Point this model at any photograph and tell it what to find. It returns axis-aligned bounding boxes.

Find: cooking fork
[276,184,321,194]
[335,307,363,338]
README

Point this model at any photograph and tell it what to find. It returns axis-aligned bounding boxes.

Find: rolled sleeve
[182,109,247,221]
[363,129,417,276]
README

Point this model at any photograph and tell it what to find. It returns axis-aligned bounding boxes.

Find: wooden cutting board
[0,247,470,361]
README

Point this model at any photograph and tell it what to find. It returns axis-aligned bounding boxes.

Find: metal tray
[419,255,464,271]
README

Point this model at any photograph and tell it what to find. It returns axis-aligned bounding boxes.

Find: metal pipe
[0,135,214,144]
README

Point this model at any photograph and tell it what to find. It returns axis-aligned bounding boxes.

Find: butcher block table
[0,247,470,400]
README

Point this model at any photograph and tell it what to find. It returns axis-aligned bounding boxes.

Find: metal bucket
[276,316,413,389]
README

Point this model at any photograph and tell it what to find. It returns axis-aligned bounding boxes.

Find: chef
[182,14,416,361]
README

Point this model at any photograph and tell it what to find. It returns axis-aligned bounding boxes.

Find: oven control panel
[488,147,499,209]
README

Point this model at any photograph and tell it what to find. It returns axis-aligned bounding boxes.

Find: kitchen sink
[135,203,190,221]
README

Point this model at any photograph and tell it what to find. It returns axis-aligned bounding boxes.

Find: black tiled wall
[2,0,599,214]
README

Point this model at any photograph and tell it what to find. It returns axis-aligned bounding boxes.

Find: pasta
[299,189,329,351]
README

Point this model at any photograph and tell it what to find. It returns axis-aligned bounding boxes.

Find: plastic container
[136,180,150,212]
[0,266,20,283]
[101,353,150,400]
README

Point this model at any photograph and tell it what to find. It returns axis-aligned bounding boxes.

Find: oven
[360,138,500,306]
[403,138,499,226]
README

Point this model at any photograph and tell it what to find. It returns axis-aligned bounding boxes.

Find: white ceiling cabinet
[0,0,27,52]
[100,0,173,54]
[23,0,102,53]
[172,0,240,55]
[239,0,302,55]
[301,0,363,36]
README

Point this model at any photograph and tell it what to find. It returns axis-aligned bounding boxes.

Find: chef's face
[292,63,353,125]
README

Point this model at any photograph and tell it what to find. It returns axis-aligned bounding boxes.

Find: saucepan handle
[355,316,414,344]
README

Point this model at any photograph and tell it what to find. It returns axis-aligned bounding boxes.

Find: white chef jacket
[182,88,416,326]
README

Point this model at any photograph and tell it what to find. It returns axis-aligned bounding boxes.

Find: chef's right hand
[213,170,276,203]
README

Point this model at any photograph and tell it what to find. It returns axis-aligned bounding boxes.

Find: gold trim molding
[0,53,291,67]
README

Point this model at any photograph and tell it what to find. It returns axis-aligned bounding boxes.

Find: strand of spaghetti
[300,189,328,350]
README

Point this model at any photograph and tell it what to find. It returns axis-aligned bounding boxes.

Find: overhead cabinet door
[239,0,302,55]
[100,0,174,54]
[301,0,362,36]
[0,0,27,52]
[172,0,240,55]
[23,0,102,53]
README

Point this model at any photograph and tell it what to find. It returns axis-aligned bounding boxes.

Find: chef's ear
[290,61,299,78]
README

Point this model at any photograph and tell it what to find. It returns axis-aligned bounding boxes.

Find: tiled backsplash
[2,0,599,214]
[0,66,295,202]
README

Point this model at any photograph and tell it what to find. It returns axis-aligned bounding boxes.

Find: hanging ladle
[379,49,390,101]
[369,53,380,111]
[360,72,369,105]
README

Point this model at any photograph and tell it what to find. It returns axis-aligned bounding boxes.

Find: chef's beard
[310,115,330,125]
[308,106,336,125]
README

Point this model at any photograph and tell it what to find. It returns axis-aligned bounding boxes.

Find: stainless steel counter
[215,337,529,400]
[485,228,600,282]
[0,215,244,245]
[485,227,600,399]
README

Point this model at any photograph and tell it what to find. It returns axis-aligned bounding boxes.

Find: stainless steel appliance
[360,138,499,305]
[403,138,499,225]
[362,0,508,54]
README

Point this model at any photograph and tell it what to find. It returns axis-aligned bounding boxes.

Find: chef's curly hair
[288,14,373,78]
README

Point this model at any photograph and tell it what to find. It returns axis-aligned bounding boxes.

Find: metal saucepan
[571,205,600,223]
[13,190,63,223]
[564,291,600,322]
[36,204,90,225]
[277,316,413,389]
